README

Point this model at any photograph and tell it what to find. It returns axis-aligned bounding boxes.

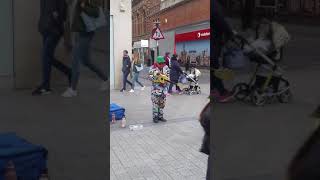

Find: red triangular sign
[152,28,164,40]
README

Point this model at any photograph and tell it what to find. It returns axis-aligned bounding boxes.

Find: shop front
[175,28,210,68]
[133,40,149,66]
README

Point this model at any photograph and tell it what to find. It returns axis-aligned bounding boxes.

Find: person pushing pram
[225,14,292,106]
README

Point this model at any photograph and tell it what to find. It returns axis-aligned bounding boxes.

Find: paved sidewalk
[111,120,208,180]
[0,75,108,180]
[213,67,320,180]
[110,72,210,180]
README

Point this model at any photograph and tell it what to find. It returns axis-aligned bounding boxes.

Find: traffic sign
[151,27,165,40]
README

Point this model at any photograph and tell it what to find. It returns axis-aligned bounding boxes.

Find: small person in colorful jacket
[149,56,170,123]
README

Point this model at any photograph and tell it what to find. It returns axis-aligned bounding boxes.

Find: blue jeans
[131,72,144,89]
[41,33,71,89]
[122,71,132,90]
[71,32,107,90]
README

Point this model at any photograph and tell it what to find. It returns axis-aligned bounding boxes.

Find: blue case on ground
[0,133,47,180]
[109,103,125,121]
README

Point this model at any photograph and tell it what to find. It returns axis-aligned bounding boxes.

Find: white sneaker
[62,88,77,97]
[129,89,134,93]
[141,86,145,91]
[100,80,109,91]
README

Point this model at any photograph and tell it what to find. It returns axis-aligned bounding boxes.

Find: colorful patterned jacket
[149,64,170,95]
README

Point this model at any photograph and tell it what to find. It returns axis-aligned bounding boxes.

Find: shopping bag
[135,64,144,72]
[81,7,106,32]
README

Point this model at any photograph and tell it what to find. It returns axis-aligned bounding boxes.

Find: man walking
[33,0,71,95]
[120,50,133,92]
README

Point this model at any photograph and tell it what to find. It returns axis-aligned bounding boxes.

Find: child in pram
[227,17,292,106]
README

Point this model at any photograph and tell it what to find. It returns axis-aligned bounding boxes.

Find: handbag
[81,7,106,32]
[135,64,144,72]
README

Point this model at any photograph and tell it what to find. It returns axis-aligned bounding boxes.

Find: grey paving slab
[0,75,108,180]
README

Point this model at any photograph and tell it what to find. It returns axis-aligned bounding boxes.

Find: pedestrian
[211,0,235,102]
[168,54,183,95]
[185,56,191,73]
[164,52,171,67]
[199,101,211,180]
[120,50,133,92]
[32,0,72,96]
[129,52,145,93]
[287,125,320,180]
[149,56,170,123]
[62,0,108,97]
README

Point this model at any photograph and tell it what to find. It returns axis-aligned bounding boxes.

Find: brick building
[132,0,161,66]
[132,0,161,41]
[132,0,210,67]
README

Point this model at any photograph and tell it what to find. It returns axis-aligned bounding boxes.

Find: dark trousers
[206,155,212,180]
[41,33,71,89]
[210,70,226,95]
[168,82,181,93]
[122,71,132,90]
[211,37,226,95]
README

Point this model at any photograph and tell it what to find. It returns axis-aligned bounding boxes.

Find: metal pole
[157,40,159,56]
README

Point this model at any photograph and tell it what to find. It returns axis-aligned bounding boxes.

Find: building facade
[132,0,210,67]
[110,0,132,89]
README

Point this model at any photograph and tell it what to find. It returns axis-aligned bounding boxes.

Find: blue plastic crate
[0,133,47,180]
[109,103,125,121]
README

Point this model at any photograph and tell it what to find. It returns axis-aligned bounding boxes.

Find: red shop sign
[175,29,210,43]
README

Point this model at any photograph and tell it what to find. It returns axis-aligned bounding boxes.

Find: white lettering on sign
[197,32,210,38]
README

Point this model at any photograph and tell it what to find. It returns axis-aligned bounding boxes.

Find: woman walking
[62,0,108,97]
[129,52,145,93]
[168,54,183,95]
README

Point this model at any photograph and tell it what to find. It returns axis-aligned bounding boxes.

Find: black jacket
[200,102,211,155]
[212,0,234,42]
[169,57,183,83]
[38,0,67,35]
[122,56,131,73]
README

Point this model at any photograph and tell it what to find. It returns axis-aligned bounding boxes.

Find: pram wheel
[251,90,267,106]
[278,89,292,103]
[232,83,250,101]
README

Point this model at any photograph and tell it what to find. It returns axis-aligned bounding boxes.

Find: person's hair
[124,50,128,54]
[133,52,140,64]
[288,126,320,180]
